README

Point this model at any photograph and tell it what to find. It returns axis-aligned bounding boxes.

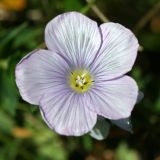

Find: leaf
[0,110,15,133]
[82,135,93,151]
[13,27,42,49]
[0,69,18,115]
[89,117,110,140]
[111,117,133,133]
[136,91,144,104]
[140,31,160,52]
[115,142,140,160]
[0,23,27,51]
[64,0,83,11]
[154,93,160,112]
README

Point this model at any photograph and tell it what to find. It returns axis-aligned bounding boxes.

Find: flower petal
[15,49,70,105]
[40,92,97,136]
[87,76,138,120]
[45,12,101,68]
[90,23,139,80]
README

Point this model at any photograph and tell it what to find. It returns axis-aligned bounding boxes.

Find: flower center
[69,69,93,93]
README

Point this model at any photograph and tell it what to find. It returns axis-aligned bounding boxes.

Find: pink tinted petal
[40,91,97,136]
[87,76,138,120]
[45,12,101,68]
[15,49,70,105]
[90,23,139,80]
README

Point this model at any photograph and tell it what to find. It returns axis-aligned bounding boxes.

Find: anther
[69,69,93,93]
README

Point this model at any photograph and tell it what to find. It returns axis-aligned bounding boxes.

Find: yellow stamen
[69,69,93,93]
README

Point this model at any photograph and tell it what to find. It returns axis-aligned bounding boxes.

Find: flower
[0,0,26,11]
[15,12,139,136]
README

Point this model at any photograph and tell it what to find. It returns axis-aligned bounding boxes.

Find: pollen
[69,69,93,93]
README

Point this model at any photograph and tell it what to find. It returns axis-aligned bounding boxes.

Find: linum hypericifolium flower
[15,12,139,137]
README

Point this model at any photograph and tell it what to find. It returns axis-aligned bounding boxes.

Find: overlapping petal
[90,22,139,80]
[87,76,138,120]
[45,12,102,68]
[15,49,70,105]
[40,92,97,136]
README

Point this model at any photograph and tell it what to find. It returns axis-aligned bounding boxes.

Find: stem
[86,0,109,22]
[133,2,160,35]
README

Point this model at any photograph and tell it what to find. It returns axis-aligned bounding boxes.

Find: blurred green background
[0,0,160,159]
